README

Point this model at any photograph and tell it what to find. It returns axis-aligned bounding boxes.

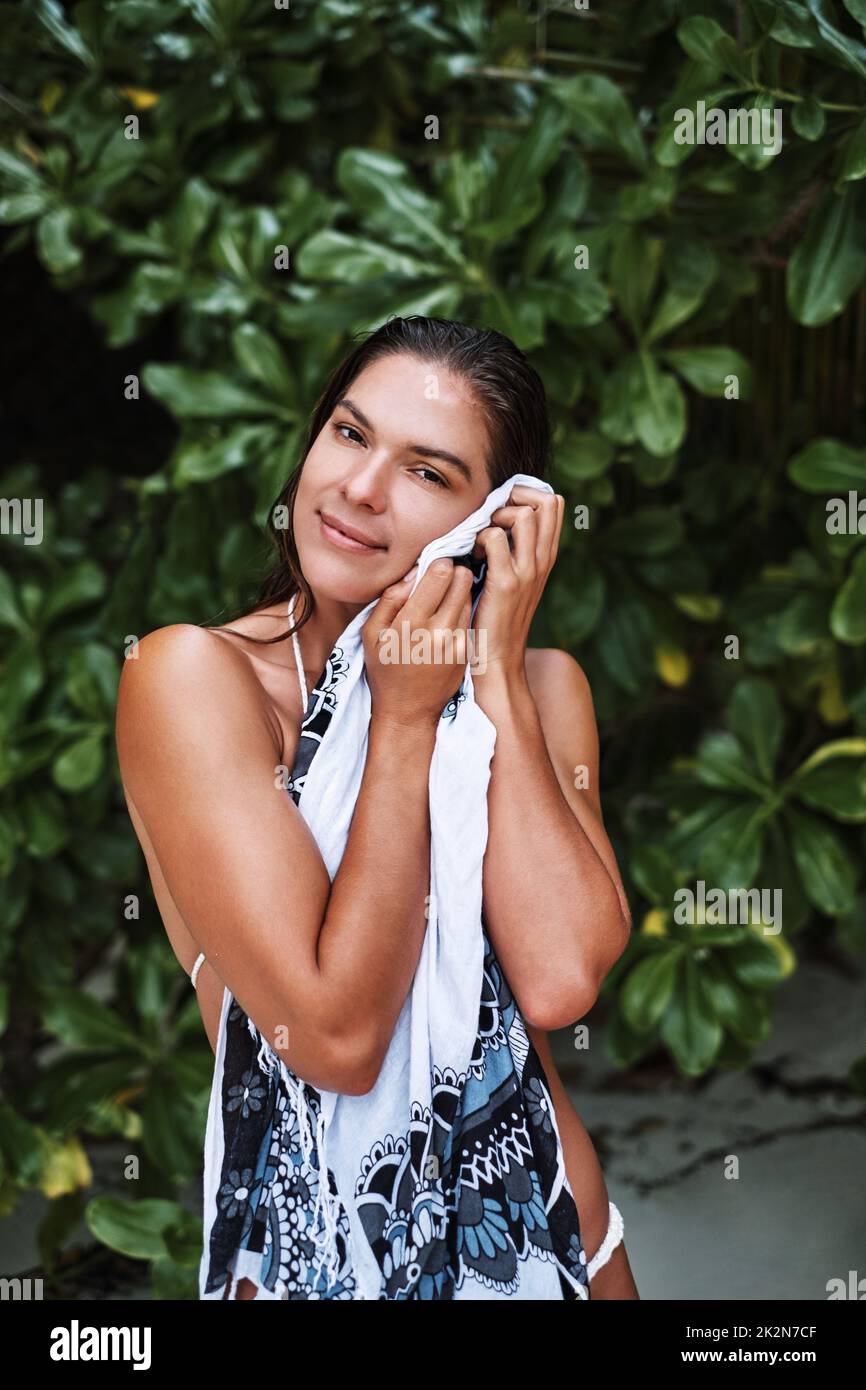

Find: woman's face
[293,354,494,607]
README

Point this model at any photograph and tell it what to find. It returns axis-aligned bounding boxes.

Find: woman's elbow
[322,1019,383,1096]
[526,908,632,1030]
[523,976,597,1031]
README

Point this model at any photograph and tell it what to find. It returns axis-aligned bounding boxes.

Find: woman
[116,315,639,1300]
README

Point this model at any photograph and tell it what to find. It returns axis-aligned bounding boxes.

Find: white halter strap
[287,594,308,712]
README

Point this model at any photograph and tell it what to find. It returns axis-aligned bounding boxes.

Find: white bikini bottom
[586,1199,625,1283]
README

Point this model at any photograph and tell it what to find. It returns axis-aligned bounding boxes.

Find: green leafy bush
[1,0,865,1294]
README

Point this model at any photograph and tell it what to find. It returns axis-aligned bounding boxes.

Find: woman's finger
[534,492,563,571]
[472,525,513,581]
[548,493,565,569]
[371,567,418,630]
[404,558,457,618]
[432,561,474,630]
[506,501,539,579]
[490,494,561,571]
[474,508,537,578]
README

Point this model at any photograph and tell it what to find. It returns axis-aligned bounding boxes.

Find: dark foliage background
[1,0,865,1296]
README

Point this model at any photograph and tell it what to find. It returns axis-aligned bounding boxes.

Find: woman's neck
[291,591,367,680]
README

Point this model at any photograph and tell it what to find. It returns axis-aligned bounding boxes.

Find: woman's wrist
[471,659,531,718]
[369,710,439,743]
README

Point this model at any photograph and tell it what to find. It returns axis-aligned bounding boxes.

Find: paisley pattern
[201,642,590,1300]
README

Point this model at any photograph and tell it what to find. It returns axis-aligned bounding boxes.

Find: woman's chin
[297,551,399,608]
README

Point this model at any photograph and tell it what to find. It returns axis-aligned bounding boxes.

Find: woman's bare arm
[474,649,631,1029]
[116,623,437,1096]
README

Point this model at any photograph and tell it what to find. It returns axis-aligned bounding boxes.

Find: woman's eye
[415,467,448,489]
[334,423,364,444]
[333,424,446,489]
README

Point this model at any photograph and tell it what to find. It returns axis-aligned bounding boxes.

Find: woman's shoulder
[116,623,282,753]
[525,645,594,718]
[120,622,257,692]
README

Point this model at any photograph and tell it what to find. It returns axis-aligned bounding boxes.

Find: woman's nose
[339,453,390,509]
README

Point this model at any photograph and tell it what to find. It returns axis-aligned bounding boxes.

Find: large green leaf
[785,805,859,913]
[53,733,105,792]
[595,595,656,694]
[554,73,648,172]
[701,956,772,1046]
[32,0,94,67]
[792,94,826,140]
[141,1073,203,1181]
[830,549,866,643]
[0,570,27,634]
[41,990,141,1052]
[548,569,606,644]
[791,757,866,820]
[720,933,784,989]
[336,148,466,266]
[838,113,866,182]
[644,240,718,345]
[161,178,220,255]
[694,731,770,795]
[477,97,571,240]
[296,229,437,283]
[85,1197,182,1261]
[663,345,752,398]
[541,273,610,329]
[699,799,770,890]
[786,184,866,326]
[35,207,82,273]
[21,788,68,857]
[142,364,288,420]
[0,1100,51,1185]
[42,562,106,626]
[622,946,685,1032]
[65,644,118,719]
[603,507,684,556]
[660,955,723,1074]
[630,351,687,456]
[726,677,784,783]
[676,15,753,83]
[230,323,297,403]
[609,226,662,333]
[599,358,638,445]
[630,843,679,905]
[787,438,866,490]
[555,432,613,481]
[803,0,866,77]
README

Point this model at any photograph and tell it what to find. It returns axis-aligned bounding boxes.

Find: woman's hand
[363,559,475,729]
[471,486,565,682]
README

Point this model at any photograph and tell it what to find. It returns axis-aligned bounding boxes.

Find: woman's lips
[318,513,385,554]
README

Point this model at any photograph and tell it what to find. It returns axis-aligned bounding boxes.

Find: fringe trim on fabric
[245,1014,344,1293]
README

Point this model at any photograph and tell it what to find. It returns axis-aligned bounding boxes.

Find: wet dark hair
[205,314,551,647]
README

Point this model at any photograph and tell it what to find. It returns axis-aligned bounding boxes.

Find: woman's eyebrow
[334,396,473,483]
